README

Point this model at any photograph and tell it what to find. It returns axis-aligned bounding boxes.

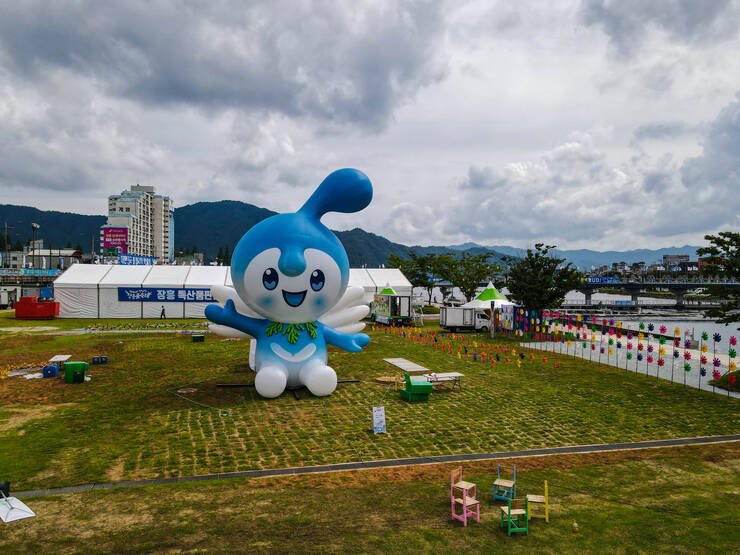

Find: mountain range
[0,202,701,269]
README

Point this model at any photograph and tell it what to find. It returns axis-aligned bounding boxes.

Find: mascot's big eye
[262,268,278,290]
[310,269,325,291]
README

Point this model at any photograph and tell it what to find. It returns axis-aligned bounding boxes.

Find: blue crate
[43,364,59,378]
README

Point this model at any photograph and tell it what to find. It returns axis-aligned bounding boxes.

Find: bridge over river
[576,277,738,307]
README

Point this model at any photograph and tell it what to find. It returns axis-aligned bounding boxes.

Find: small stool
[191,334,205,343]
[92,356,101,365]
[100,355,108,364]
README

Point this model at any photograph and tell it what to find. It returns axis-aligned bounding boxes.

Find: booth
[141,265,192,319]
[53,264,113,318]
[184,266,229,318]
[98,265,152,318]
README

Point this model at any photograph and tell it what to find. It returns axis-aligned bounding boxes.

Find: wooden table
[422,372,464,390]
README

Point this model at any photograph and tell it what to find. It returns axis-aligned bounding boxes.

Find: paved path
[15,434,739,499]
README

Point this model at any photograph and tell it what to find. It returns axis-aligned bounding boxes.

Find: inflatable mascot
[206,169,373,398]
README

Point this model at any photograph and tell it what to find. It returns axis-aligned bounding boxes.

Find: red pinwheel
[658,358,665,367]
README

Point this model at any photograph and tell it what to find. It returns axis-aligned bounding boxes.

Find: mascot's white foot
[300,361,337,397]
[255,365,288,398]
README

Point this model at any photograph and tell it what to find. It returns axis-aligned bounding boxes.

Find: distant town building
[3,240,78,269]
[100,185,174,263]
[662,254,690,267]
[611,261,627,273]
[629,261,646,274]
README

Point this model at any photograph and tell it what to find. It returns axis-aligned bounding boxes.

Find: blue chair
[493,464,516,502]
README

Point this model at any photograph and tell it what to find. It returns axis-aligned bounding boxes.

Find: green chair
[400,373,433,402]
[500,498,529,536]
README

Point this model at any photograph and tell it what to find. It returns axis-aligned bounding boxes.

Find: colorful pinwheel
[730,336,737,346]
[659,337,666,345]
[684,339,691,349]
[713,333,722,343]
[712,369,721,380]
[627,342,633,350]
[713,357,721,367]
[658,358,665,367]
[700,368,706,377]
[648,323,654,332]
[660,325,667,334]
[647,344,653,353]
[673,349,680,359]
[627,352,633,360]
[701,343,708,353]
[637,353,643,361]
[701,331,709,341]
[684,351,691,361]
[659,346,666,356]
[638,343,644,351]
[639,322,645,330]
[730,361,737,371]
[684,362,691,372]
[617,341,622,349]
[701,355,708,365]
[647,355,654,364]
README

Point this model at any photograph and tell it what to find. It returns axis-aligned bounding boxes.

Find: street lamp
[31,223,40,269]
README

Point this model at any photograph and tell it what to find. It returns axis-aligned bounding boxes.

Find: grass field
[1,312,737,492]
[0,311,738,551]
[2,443,738,553]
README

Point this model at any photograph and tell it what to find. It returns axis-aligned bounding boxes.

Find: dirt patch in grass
[107,457,126,482]
[0,404,74,432]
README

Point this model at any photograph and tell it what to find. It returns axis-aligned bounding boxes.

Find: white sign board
[372,406,386,434]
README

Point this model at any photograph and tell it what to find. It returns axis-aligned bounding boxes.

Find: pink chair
[451,466,480,526]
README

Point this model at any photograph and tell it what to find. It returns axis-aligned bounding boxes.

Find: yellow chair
[526,480,549,523]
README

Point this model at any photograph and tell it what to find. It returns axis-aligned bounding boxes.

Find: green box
[63,361,89,384]
[191,334,205,343]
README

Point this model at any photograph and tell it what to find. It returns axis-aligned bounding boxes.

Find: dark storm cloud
[0,1,447,129]
[581,0,740,56]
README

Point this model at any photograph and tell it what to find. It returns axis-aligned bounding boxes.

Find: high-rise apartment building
[100,185,174,263]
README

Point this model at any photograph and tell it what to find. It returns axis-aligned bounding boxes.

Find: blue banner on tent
[117,287,215,302]
[118,254,156,265]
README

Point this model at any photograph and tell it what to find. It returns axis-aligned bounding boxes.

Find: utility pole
[3,222,13,269]
[31,222,40,269]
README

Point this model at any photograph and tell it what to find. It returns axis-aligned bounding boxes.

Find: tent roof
[142,265,191,287]
[54,264,112,288]
[99,264,153,288]
[379,286,397,295]
[475,281,508,301]
[184,265,228,287]
[348,268,376,290]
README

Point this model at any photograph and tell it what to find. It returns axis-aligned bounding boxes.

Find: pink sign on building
[103,227,128,253]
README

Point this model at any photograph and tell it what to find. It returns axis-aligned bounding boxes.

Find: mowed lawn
[0,313,738,491]
[2,444,738,553]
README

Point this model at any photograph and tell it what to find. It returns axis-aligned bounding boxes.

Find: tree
[447,252,498,302]
[388,252,431,302]
[224,245,231,266]
[505,243,581,310]
[697,231,739,324]
[216,246,224,265]
[66,241,72,248]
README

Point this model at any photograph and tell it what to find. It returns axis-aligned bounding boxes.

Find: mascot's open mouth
[282,289,307,307]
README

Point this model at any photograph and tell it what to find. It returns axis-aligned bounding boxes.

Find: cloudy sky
[1,0,739,250]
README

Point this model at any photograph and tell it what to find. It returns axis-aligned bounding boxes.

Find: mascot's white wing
[318,286,369,334]
[207,284,263,339]
[207,284,369,336]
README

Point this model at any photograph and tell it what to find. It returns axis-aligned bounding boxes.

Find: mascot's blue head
[230,168,372,324]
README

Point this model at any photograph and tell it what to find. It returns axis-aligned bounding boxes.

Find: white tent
[184,266,229,318]
[53,264,112,318]
[141,265,192,318]
[99,265,153,318]
[348,268,378,304]
[364,268,413,297]
[461,298,514,310]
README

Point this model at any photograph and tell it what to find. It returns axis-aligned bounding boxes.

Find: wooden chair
[526,480,549,523]
[450,466,479,526]
[500,498,528,536]
[493,464,516,502]
[400,373,433,402]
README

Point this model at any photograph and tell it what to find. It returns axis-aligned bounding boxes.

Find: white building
[100,185,174,263]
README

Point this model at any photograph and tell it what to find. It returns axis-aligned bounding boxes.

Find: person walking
[160,305,166,319]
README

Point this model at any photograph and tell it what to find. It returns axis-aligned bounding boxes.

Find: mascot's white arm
[207,285,369,338]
